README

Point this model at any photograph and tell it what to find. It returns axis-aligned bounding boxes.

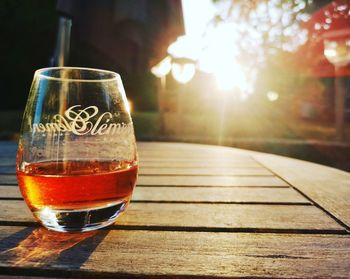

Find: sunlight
[151,56,172,78]
[171,61,196,84]
[324,39,350,67]
[179,0,250,94]
[214,61,248,92]
[198,23,248,92]
[181,0,215,36]
[127,98,133,113]
[167,35,201,61]
[177,0,310,97]
[267,91,279,102]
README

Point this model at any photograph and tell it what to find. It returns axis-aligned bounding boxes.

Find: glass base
[32,200,127,232]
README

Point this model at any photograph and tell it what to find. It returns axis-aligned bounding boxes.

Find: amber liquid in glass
[17,161,138,231]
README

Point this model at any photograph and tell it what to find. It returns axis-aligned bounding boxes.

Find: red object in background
[295,0,350,77]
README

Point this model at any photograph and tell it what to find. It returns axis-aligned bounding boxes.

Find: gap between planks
[137,175,288,187]
[252,153,350,233]
[0,174,290,187]
[0,185,310,204]
[0,200,344,232]
[0,227,350,278]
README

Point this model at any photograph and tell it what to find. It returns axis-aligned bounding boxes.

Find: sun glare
[175,0,309,97]
[127,98,133,113]
[151,56,172,78]
[179,0,250,94]
[171,62,196,84]
[214,62,248,92]
[181,0,215,36]
[267,91,279,102]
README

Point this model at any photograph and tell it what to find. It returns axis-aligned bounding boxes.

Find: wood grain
[0,200,343,231]
[0,163,266,174]
[138,147,249,156]
[254,153,350,229]
[137,142,246,154]
[137,175,289,187]
[140,160,262,168]
[1,141,349,278]
[0,185,310,204]
[132,186,310,204]
[139,156,256,163]
[0,175,17,185]
[0,226,350,278]
[0,158,15,166]
[0,166,15,174]
[0,141,17,155]
[139,167,272,176]
[0,186,20,198]
[83,230,350,278]
[118,203,343,231]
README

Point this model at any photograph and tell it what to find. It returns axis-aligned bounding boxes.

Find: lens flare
[267,91,279,102]
[151,56,172,78]
[171,62,196,84]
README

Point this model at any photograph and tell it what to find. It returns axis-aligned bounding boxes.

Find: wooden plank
[0,185,310,204]
[137,142,242,153]
[137,142,255,157]
[118,203,343,231]
[79,231,350,278]
[0,186,20,198]
[0,141,249,161]
[0,158,15,166]
[133,186,310,204]
[0,165,269,176]
[0,162,265,175]
[139,157,256,163]
[1,141,245,159]
[0,166,15,174]
[0,166,269,176]
[137,175,289,187]
[0,200,33,222]
[0,200,343,231]
[139,167,272,176]
[138,144,256,162]
[254,153,350,229]
[0,226,350,278]
[138,145,245,154]
[0,175,17,185]
[139,155,253,162]
[140,160,262,168]
[0,141,17,156]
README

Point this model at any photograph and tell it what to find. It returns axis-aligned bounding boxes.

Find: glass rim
[35,67,120,82]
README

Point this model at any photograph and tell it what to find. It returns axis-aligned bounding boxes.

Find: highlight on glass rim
[1,0,350,277]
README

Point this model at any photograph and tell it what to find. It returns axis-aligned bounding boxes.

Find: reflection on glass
[16,67,138,232]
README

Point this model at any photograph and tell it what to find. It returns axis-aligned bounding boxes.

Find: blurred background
[0,0,349,170]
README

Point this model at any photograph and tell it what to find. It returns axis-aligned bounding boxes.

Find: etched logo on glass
[31,105,132,136]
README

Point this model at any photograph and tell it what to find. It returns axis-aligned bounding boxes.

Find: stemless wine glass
[16,67,138,232]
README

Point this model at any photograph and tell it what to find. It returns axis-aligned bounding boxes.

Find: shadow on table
[0,227,108,272]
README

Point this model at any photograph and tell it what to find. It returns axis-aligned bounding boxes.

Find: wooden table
[0,141,350,278]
